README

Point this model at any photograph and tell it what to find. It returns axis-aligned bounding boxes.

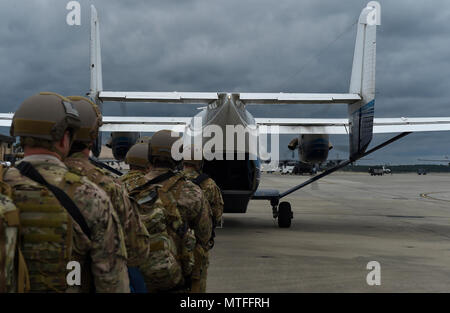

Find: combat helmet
[66,96,102,144]
[148,130,181,167]
[10,92,81,148]
[125,142,150,169]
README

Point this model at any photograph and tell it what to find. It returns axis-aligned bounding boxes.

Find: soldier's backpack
[130,171,196,292]
[120,170,148,194]
[0,165,30,293]
[5,161,92,292]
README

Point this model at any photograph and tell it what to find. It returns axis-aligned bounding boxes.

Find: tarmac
[207,172,450,292]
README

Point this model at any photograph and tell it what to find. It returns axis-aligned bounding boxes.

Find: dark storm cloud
[1,0,450,163]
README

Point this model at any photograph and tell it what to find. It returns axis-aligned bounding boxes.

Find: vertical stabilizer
[89,5,103,98]
[348,1,380,160]
[89,5,103,157]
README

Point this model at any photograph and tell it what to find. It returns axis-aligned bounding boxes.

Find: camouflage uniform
[0,176,23,293]
[4,155,130,292]
[65,152,150,267]
[146,168,212,250]
[183,167,224,227]
[120,170,148,194]
[137,167,212,292]
[183,166,223,293]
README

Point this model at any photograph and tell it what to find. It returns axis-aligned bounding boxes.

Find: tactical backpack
[0,165,30,293]
[5,162,92,292]
[131,171,196,292]
[120,170,148,194]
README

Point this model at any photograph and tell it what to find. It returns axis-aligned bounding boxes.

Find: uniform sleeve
[90,170,150,267]
[104,177,150,266]
[195,195,214,248]
[205,180,224,226]
[119,191,150,267]
[177,181,212,248]
[74,182,130,293]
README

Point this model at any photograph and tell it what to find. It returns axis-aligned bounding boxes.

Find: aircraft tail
[348,2,380,160]
[89,5,103,100]
[89,5,103,157]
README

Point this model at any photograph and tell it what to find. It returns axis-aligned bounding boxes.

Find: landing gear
[265,197,293,228]
[277,201,293,228]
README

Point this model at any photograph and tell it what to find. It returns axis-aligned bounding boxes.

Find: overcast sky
[1,0,450,164]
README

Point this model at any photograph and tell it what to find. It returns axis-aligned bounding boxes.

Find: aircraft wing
[0,113,13,127]
[256,117,450,134]
[0,113,190,132]
[100,116,191,132]
[2,113,450,134]
[100,116,450,134]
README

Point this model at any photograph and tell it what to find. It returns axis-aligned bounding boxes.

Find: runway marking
[420,192,450,202]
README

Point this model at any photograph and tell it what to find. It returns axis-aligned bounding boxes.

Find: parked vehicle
[281,165,295,175]
[417,168,427,175]
[369,167,384,176]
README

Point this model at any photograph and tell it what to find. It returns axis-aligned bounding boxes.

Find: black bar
[279,159,352,198]
[359,132,411,160]
[89,157,124,176]
[279,132,411,199]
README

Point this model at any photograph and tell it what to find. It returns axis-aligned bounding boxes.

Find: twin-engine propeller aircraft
[2,2,450,228]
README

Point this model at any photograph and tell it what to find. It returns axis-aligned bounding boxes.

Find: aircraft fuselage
[187,93,261,213]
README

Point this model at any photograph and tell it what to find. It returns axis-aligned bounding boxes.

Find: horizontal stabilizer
[99,91,362,105]
[239,93,361,104]
[99,91,219,103]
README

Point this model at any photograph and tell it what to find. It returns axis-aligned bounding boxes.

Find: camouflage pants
[190,245,209,293]
[191,269,207,293]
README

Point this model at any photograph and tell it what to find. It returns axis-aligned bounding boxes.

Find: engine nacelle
[288,134,332,164]
[106,132,140,161]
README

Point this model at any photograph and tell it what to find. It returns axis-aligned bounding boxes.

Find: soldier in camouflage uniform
[182,145,224,293]
[64,96,150,268]
[4,92,130,292]
[121,142,152,194]
[132,130,212,292]
[0,165,29,293]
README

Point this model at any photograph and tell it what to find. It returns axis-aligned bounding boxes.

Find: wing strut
[89,157,123,176]
[277,132,411,199]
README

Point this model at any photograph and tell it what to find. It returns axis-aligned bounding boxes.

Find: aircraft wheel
[278,202,293,228]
